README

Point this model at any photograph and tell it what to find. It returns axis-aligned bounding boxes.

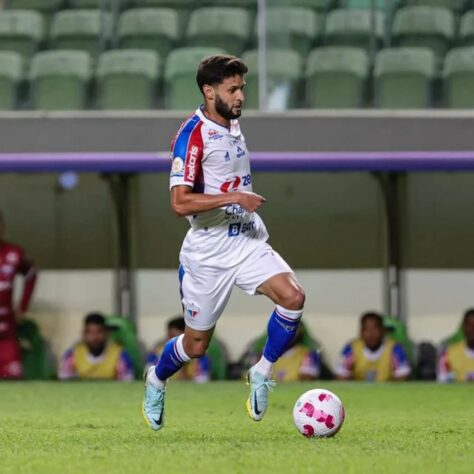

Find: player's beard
[215,94,241,120]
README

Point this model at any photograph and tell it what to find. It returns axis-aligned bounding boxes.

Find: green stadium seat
[17,319,56,380]
[0,10,44,61]
[70,0,128,7]
[106,316,144,380]
[443,47,474,108]
[284,0,328,12]
[242,49,302,109]
[186,7,251,56]
[97,49,160,110]
[135,0,194,5]
[258,7,321,57]
[118,8,179,60]
[165,47,225,109]
[341,0,390,9]
[325,9,384,52]
[306,47,369,108]
[374,47,436,108]
[49,9,112,59]
[404,0,463,12]
[201,0,256,6]
[5,0,62,13]
[0,51,22,109]
[460,12,474,48]
[392,7,454,63]
[29,50,92,110]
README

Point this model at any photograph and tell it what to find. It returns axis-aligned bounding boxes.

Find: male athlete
[0,210,37,379]
[143,55,305,430]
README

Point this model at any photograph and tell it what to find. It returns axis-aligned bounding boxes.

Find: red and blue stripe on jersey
[171,114,204,190]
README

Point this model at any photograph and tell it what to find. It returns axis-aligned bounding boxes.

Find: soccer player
[142,55,305,431]
[0,210,37,379]
[437,309,474,382]
[335,312,411,382]
[59,313,134,381]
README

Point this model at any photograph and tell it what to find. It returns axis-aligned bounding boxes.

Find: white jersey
[169,106,269,265]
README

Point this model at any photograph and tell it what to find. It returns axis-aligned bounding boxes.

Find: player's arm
[390,343,411,381]
[17,253,38,319]
[335,344,354,380]
[58,349,77,380]
[171,186,265,217]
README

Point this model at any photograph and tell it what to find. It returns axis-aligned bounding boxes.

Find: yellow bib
[273,345,311,382]
[447,341,474,382]
[352,338,395,382]
[73,342,122,380]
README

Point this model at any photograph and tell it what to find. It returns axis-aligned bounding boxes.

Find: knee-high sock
[255,305,303,377]
[150,334,190,386]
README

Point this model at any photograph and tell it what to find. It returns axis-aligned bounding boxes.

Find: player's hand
[236,192,266,212]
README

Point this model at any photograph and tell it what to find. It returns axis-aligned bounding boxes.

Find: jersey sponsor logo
[171,157,184,177]
[228,220,255,237]
[225,204,246,219]
[186,145,200,182]
[208,129,224,141]
[236,146,246,158]
[220,176,241,193]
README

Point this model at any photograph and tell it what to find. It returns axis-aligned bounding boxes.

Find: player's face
[83,323,108,356]
[464,315,474,347]
[361,319,384,351]
[214,75,245,120]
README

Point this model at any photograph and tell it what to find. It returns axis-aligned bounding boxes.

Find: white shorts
[178,242,293,331]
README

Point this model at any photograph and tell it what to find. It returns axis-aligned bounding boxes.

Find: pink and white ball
[293,389,345,438]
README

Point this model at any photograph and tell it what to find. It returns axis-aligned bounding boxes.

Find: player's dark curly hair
[360,311,383,328]
[196,55,248,94]
[463,308,474,324]
[84,312,106,327]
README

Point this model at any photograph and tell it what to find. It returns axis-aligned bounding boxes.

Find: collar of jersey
[196,106,238,135]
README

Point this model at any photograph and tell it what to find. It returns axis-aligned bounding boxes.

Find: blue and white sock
[255,305,303,377]
[147,334,190,388]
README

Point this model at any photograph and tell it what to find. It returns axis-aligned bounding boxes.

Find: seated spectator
[242,322,321,382]
[146,317,210,383]
[438,309,474,382]
[336,312,411,381]
[58,313,134,381]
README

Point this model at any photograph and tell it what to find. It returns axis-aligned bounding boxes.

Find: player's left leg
[235,244,305,421]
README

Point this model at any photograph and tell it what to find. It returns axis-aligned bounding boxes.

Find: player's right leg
[143,260,233,431]
[142,326,214,431]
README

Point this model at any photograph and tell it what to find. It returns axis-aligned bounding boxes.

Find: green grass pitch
[0,382,472,474]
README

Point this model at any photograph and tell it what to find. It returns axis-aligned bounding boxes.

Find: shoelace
[257,378,276,394]
[146,386,164,409]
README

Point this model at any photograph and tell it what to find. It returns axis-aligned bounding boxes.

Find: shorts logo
[186,304,200,318]
[171,157,184,177]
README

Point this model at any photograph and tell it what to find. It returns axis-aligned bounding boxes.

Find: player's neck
[202,106,230,129]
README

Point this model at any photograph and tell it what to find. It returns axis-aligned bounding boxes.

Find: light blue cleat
[246,366,276,422]
[142,366,165,431]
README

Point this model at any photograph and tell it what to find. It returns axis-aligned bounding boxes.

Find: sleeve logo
[171,157,184,176]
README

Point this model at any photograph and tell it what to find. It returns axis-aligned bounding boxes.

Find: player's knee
[281,286,305,311]
[183,337,209,358]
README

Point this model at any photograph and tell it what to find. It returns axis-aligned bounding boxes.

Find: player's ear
[203,84,214,102]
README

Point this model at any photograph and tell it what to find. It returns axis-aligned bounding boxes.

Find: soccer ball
[293,388,345,438]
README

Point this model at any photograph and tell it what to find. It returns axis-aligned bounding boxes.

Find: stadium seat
[286,0,328,12]
[306,47,369,108]
[49,9,112,59]
[5,0,62,13]
[459,11,474,48]
[241,49,302,109]
[325,9,384,52]
[186,8,251,56]
[443,47,474,108]
[118,8,179,61]
[258,7,321,58]
[0,51,22,109]
[341,0,389,9]
[201,0,256,6]
[106,316,144,380]
[29,50,92,110]
[97,49,160,110]
[374,47,436,108]
[403,0,462,11]
[0,9,44,62]
[165,47,225,109]
[392,7,454,63]
[17,319,56,380]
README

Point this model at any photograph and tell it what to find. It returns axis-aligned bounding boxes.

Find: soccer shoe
[246,366,276,422]
[142,366,165,431]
